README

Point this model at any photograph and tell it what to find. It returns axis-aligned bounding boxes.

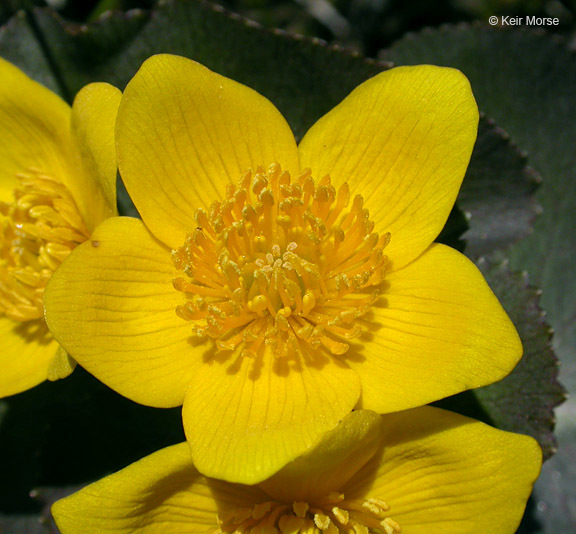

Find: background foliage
[0,0,574,532]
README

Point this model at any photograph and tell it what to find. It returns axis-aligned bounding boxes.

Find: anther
[248,295,268,313]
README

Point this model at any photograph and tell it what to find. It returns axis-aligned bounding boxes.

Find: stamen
[172,164,389,359]
[0,169,89,322]
[216,493,401,534]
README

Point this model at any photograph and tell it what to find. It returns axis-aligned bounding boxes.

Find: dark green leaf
[0,0,44,26]
[0,10,61,94]
[461,117,541,257]
[0,368,184,513]
[0,513,53,534]
[27,0,385,136]
[435,204,468,252]
[474,256,565,460]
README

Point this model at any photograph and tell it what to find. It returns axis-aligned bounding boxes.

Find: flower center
[216,492,401,534]
[0,169,89,322]
[172,163,389,358]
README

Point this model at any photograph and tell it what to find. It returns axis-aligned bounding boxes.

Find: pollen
[0,169,89,322]
[172,163,389,359]
[214,492,401,534]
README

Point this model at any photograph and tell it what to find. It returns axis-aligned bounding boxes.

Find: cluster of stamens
[215,492,401,534]
[172,163,389,359]
[0,168,89,321]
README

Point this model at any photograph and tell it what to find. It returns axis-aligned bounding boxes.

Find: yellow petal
[52,442,267,534]
[0,57,72,203]
[182,346,361,484]
[47,346,77,381]
[44,217,199,407]
[116,54,300,249]
[299,65,478,269]
[69,82,121,231]
[344,406,541,534]
[260,410,383,502]
[0,317,58,397]
[350,243,522,413]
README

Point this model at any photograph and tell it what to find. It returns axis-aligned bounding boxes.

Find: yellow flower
[45,54,522,483]
[0,58,121,397]
[52,407,541,534]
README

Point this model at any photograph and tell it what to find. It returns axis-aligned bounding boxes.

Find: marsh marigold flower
[52,407,542,534]
[0,58,120,397]
[45,55,522,483]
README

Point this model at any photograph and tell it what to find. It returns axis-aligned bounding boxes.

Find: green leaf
[0,0,44,26]
[0,10,61,94]
[0,513,53,534]
[385,25,575,532]
[461,117,541,257]
[26,0,385,136]
[0,368,184,513]
[0,484,79,533]
[474,256,565,460]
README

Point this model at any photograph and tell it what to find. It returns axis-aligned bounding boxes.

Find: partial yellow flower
[44,54,522,483]
[52,407,542,534]
[0,58,121,397]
